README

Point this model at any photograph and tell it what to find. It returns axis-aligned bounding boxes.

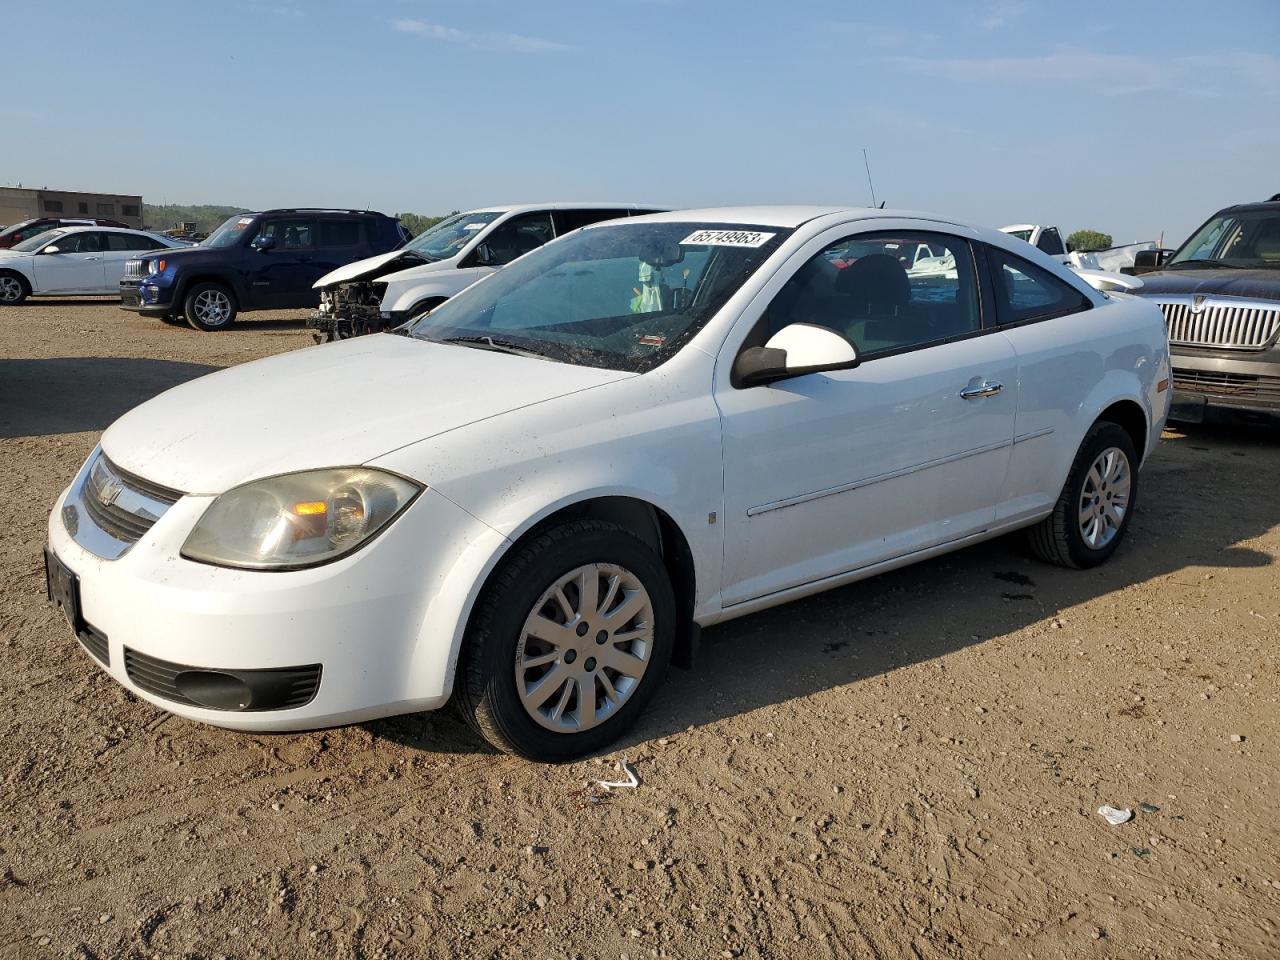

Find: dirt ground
[1,298,1277,960]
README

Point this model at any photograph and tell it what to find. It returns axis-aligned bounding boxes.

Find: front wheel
[184,282,237,331]
[0,271,30,306]
[456,519,675,761]
[1028,421,1139,569]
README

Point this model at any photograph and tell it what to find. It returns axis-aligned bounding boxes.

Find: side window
[766,232,980,359]
[259,219,315,249]
[110,233,163,251]
[480,212,555,265]
[317,219,362,248]
[554,209,629,234]
[987,247,1091,325]
[59,232,105,253]
[1036,227,1066,256]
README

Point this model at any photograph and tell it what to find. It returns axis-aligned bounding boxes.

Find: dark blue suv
[120,208,409,330]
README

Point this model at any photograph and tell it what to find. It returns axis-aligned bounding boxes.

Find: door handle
[960,380,1003,400]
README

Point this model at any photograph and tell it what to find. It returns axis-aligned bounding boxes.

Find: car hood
[1136,268,1280,301]
[101,335,634,494]
[314,250,450,289]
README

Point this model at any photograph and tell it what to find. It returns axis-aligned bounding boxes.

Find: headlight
[147,258,166,275]
[182,468,421,570]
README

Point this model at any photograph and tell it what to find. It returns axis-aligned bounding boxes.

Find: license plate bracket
[44,547,83,634]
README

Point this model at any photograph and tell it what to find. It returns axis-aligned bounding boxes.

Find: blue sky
[4,0,1278,245]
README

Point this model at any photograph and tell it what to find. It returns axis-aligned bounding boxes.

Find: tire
[184,282,237,331]
[456,519,676,762]
[0,271,30,306]
[406,298,446,326]
[1028,421,1139,569]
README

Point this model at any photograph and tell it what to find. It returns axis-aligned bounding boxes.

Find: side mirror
[1132,249,1170,271]
[40,245,62,255]
[732,323,859,388]
[471,242,496,267]
[253,235,277,252]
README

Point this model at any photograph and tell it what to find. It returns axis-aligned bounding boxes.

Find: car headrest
[834,253,910,307]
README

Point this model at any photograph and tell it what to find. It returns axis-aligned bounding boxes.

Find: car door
[714,226,1018,607]
[310,218,366,290]
[32,231,108,293]
[469,211,556,270]
[247,217,319,307]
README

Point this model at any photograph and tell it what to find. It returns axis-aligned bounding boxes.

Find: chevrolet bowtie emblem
[96,474,124,508]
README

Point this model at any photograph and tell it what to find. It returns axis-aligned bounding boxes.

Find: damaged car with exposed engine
[308,202,664,342]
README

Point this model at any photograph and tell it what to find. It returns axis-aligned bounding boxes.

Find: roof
[464,202,668,215]
[42,225,162,235]
[625,205,971,229]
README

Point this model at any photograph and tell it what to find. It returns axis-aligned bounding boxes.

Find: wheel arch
[178,273,241,309]
[421,493,702,704]
[483,496,699,668]
[1095,398,1149,465]
[0,267,33,300]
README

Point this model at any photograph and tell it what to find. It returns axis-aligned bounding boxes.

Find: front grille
[1173,369,1280,403]
[123,259,149,280]
[79,454,181,547]
[123,648,323,711]
[1157,299,1280,350]
[79,623,109,666]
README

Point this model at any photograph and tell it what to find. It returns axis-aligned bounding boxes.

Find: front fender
[383,269,494,314]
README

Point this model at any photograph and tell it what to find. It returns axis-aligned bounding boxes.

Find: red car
[0,217,130,249]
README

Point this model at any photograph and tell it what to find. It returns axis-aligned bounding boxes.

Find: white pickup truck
[1000,224,1070,262]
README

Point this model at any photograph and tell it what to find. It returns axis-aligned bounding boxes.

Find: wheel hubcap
[1078,446,1131,549]
[194,290,230,325]
[0,277,20,302]
[515,563,654,734]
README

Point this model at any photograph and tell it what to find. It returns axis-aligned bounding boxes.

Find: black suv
[1134,194,1280,423]
[119,209,409,331]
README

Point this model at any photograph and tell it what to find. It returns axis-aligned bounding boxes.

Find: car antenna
[862,149,878,209]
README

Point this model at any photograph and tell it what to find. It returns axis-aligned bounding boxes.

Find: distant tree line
[397,211,457,237]
[1066,229,1114,252]
[143,204,454,238]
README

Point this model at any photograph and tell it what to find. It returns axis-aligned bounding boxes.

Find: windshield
[0,219,41,241]
[1169,209,1280,268]
[404,211,504,260]
[1005,229,1033,243]
[11,228,66,252]
[408,221,791,373]
[204,214,258,248]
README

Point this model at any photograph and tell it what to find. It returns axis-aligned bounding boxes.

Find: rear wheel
[456,519,675,761]
[0,271,29,306]
[1029,421,1138,569]
[184,282,237,331]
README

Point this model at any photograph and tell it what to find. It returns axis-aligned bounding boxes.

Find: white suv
[47,206,1170,761]
[308,202,664,340]
[0,226,189,304]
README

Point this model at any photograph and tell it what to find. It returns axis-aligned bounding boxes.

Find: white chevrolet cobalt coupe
[46,207,1171,760]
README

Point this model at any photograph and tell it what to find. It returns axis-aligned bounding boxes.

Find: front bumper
[119,279,176,315]
[46,467,504,731]
[1169,350,1280,418]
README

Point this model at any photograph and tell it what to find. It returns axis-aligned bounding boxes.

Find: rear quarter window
[987,247,1091,325]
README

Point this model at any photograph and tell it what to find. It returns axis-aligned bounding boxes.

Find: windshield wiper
[438,335,553,359]
[1166,258,1231,269]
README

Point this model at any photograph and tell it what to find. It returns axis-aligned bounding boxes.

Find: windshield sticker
[681,229,775,248]
[637,333,666,347]
[463,223,486,231]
